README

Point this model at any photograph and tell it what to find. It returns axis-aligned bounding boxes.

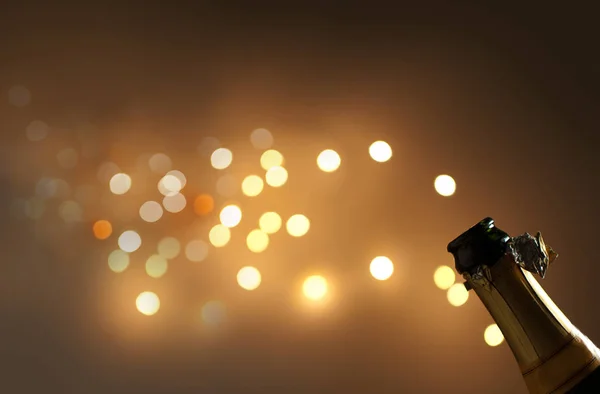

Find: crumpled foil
[508,232,557,278]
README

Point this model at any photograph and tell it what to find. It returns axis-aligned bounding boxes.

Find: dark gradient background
[1,3,599,394]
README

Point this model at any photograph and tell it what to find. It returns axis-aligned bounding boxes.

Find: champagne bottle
[447,218,600,394]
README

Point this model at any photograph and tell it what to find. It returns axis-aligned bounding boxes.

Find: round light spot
[139,201,163,223]
[250,128,274,149]
[260,149,284,170]
[162,193,187,213]
[148,153,172,174]
[370,256,394,280]
[265,166,288,187]
[433,265,456,290]
[166,170,187,189]
[59,200,83,223]
[303,275,328,300]
[220,205,242,228]
[201,300,226,325]
[185,240,209,262]
[434,175,456,197]
[447,283,469,307]
[194,194,214,216]
[26,120,49,142]
[216,174,239,197]
[109,173,132,195]
[146,255,168,278]
[118,230,142,253]
[157,237,181,259]
[237,266,262,291]
[57,148,79,169]
[369,141,393,162]
[93,220,113,240]
[136,292,160,316]
[286,214,310,237]
[317,149,341,172]
[9,85,31,107]
[158,174,182,196]
[259,212,282,234]
[108,249,129,273]
[246,229,269,253]
[241,175,264,197]
[209,224,231,247]
[211,148,233,170]
[484,324,505,347]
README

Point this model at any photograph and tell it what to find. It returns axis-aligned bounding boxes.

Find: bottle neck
[464,254,600,394]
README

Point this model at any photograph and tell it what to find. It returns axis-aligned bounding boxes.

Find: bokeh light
[8,85,31,107]
[26,120,49,142]
[148,153,172,174]
[246,229,269,253]
[370,256,394,280]
[197,137,220,156]
[93,220,113,240]
[162,193,187,213]
[108,249,130,273]
[139,201,163,223]
[286,214,310,237]
[166,170,187,189]
[237,266,262,291]
[185,240,209,262]
[434,175,456,197]
[210,148,233,170]
[265,166,288,187]
[209,224,231,247]
[59,200,83,223]
[260,149,284,170]
[136,292,160,316]
[109,173,132,195]
[369,141,393,162]
[56,148,79,169]
[433,265,456,290]
[157,237,181,259]
[146,255,168,278]
[303,275,328,300]
[241,175,264,197]
[259,212,282,234]
[484,324,505,347]
[118,230,142,253]
[220,205,242,228]
[194,194,214,216]
[97,162,120,184]
[317,149,341,172]
[158,174,182,196]
[250,128,274,149]
[201,301,226,326]
[447,283,469,307]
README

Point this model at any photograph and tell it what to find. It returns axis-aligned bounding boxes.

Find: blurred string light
[250,128,274,149]
[201,300,226,326]
[110,173,132,195]
[265,166,288,187]
[26,120,49,142]
[162,193,187,213]
[93,219,113,240]
[369,141,393,162]
[433,265,456,290]
[434,175,456,197]
[158,174,182,196]
[8,85,31,107]
[157,237,181,259]
[57,148,79,169]
[259,212,282,234]
[237,266,262,290]
[447,283,469,307]
[303,275,328,300]
[167,170,187,189]
[370,256,394,280]
[317,149,341,172]
[246,229,269,253]
[286,214,310,237]
[484,324,505,347]
[241,175,264,197]
[118,230,142,253]
[136,291,160,316]
[108,249,129,273]
[209,224,231,247]
[139,201,163,223]
[216,174,239,197]
[260,149,284,170]
[211,148,233,170]
[220,205,242,228]
[148,153,172,174]
[185,240,209,262]
[193,194,214,216]
[146,255,168,278]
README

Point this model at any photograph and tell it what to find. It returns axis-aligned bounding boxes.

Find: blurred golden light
[201,301,226,325]
[26,120,49,142]
[9,85,31,107]
[166,170,187,189]
[250,128,274,149]
[447,283,469,307]
[109,173,132,195]
[434,175,456,197]
[57,148,79,169]
[303,275,328,300]
[484,324,505,347]
[265,166,288,187]
[185,240,209,262]
[162,193,187,213]
[148,153,172,174]
[209,224,231,247]
[210,148,233,170]
[118,230,142,253]
[146,255,168,278]
[370,256,394,280]
[220,205,242,228]
[136,292,160,316]
[433,265,456,290]
[59,200,83,223]
[369,140,393,162]
[286,214,310,237]
[246,229,269,253]
[108,249,129,273]
[241,175,264,197]
[139,201,163,223]
[216,174,239,197]
[157,237,181,259]
[194,194,214,216]
[317,149,341,172]
[260,149,284,170]
[237,266,262,290]
[97,162,121,184]
[93,220,113,240]
[158,174,182,196]
[259,212,282,234]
